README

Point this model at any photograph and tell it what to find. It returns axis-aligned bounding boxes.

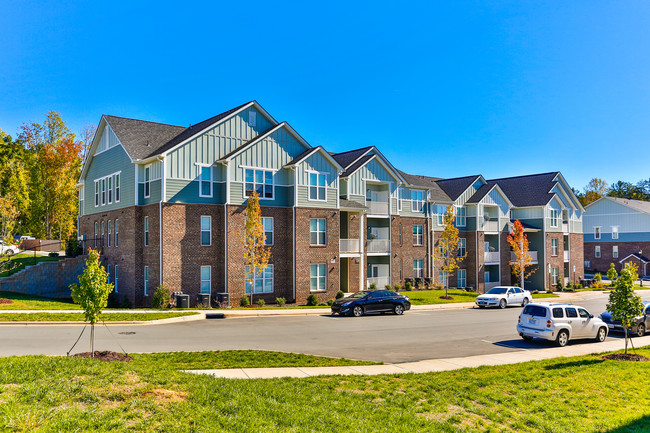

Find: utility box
[217,292,229,304]
[176,294,190,309]
[197,294,211,307]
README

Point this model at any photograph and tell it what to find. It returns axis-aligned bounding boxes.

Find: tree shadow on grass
[543,359,604,370]
[606,415,650,433]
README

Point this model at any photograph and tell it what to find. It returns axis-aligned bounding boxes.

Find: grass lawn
[0,291,80,310]
[400,289,478,305]
[0,312,200,322]
[0,348,649,432]
[0,253,63,277]
[532,292,560,298]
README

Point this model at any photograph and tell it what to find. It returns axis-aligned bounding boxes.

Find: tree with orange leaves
[242,191,271,305]
[507,219,537,289]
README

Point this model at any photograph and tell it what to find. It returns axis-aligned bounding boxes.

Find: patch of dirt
[602,353,649,362]
[145,388,188,403]
[71,351,133,362]
[439,296,454,300]
[0,298,13,305]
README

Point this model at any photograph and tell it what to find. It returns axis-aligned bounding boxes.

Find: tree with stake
[606,263,644,355]
[606,263,618,288]
[242,191,271,306]
[69,249,113,357]
[433,206,466,299]
[507,220,537,290]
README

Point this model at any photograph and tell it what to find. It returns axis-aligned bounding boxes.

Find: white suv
[517,302,608,347]
[0,241,19,256]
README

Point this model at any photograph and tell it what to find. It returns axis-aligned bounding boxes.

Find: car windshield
[348,292,368,299]
[486,287,508,295]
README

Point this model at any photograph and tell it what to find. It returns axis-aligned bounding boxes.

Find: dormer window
[248,111,257,127]
[309,172,327,201]
[199,165,213,198]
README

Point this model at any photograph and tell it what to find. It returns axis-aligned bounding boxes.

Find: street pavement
[1,291,649,363]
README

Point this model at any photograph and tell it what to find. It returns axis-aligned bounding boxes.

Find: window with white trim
[108,176,113,204]
[144,165,151,198]
[550,209,559,227]
[310,218,326,245]
[199,165,212,197]
[414,260,423,278]
[245,265,273,294]
[457,269,466,288]
[585,260,591,268]
[107,221,112,247]
[101,178,106,205]
[201,265,211,294]
[115,174,120,202]
[144,216,149,246]
[613,245,619,259]
[200,216,211,246]
[458,238,466,257]
[309,172,327,201]
[594,227,601,239]
[94,222,98,247]
[437,205,446,225]
[114,265,119,293]
[398,188,404,211]
[101,221,105,245]
[411,190,425,212]
[245,168,273,199]
[455,206,466,227]
[94,181,99,207]
[551,267,559,285]
[144,266,149,296]
[114,219,119,247]
[413,225,423,245]
[262,217,273,246]
[438,271,448,286]
[310,264,327,291]
[612,226,618,239]
[551,238,558,256]
[595,245,600,258]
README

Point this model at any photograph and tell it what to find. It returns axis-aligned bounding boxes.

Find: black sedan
[331,290,411,317]
[600,301,650,337]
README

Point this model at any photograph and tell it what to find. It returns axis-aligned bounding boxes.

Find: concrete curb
[0,312,205,326]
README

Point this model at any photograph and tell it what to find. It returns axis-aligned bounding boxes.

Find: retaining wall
[0,256,86,298]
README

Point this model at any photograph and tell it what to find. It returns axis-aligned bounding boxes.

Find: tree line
[574,177,650,207]
[0,112,95,242]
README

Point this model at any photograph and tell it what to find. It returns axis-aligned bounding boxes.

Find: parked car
[600,301,650,337]
[0,241,19,256]
[330,290,411,317]
[517,302,608,347]
[475,286,532,309]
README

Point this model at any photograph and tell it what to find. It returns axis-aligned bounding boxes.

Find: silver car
[517,302,608,347]
[475,286,532,309]
[0,241,19,256]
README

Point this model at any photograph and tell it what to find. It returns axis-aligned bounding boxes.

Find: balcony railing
[367,201,389,216]
[483,220,498,232]
[484,251,500,263]
[510,251,538,263]
[340,239,361,254]
[484,281,501,291]
[367,276,390,288]
[367,239,390,254]
[562,223,569,232]
[563,250,569,261]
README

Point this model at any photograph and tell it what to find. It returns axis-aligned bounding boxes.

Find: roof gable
[218,122,310,163]
[397,170,451,203]
[435,175,483,201]
[285,146,343,172]
[488,172,559,207]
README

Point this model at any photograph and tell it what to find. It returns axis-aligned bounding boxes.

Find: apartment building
[583,197,650,276]
[77,101,584,306]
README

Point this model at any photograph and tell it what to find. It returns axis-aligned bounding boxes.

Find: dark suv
[600,301,650,337]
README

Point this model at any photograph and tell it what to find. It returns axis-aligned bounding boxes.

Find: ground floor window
[551,267,559,285]
[245,265,273,294]
[107,264,111,283]
[439,271,448,287]
[413,260,423,278]
[457,269,466,288]
[585,260,591,268]
[201,266,211,294]
[144,266,149,296]
[114,265,119,293]
[613,245,619,259]
[310,263,327,291]
[595,245,600,258]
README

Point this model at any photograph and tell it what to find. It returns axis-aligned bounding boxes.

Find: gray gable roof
[397,170,451,203]
[330,147,372,169]
[103,115,185,161]
[607,197,650,215]
[435,175,482,201]
[488,172,559,207]
[466,183,495,204]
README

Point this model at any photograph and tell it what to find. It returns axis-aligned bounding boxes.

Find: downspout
[224,161,231,294]
[475,230,479,291]
[158,155,165,286]
[293,167,298,301]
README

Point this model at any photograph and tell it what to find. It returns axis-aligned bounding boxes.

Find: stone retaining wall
[0,256,86,298]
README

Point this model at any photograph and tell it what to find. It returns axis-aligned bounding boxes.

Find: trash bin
[217,292,229,304]
[197,294,211,307]
[176,294,190,309]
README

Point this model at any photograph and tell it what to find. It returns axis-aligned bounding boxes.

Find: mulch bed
[438,296,454,300]
[0,298,13,305]
[71,351,133,362]
[602,353,649,362]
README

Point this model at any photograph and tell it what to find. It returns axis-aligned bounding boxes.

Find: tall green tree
[581,178,609,206]
[0,130,31,233]
[606,263,618,287]
[606,263,644,354]
[433,206,466,298]
[242,191,271,305]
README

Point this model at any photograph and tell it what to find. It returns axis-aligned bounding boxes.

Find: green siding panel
[139,180,161,205]
[296,185,337,208]
[166,179,226,204]
[229,183,293,207]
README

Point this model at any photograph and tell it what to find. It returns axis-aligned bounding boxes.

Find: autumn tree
[433,206,466,298]
[79,123,97,163]
[606,263,644,355]
[242,191,271,305]
[581,178,609,206]
[0,130,31,233]
[0,197,18,242]
[507,220,537,290]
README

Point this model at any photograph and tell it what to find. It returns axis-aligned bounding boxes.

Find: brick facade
[585,241,650,275]
[391,216,428,286]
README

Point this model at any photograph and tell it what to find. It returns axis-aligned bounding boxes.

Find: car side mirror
[589,314,594,319]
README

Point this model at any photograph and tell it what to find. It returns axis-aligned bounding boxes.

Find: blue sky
[2,1,649,190]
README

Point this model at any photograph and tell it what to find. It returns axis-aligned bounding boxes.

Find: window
[578,308,590,319]
[438,271,448,286]
[248,111,256,127]
[457,269,466,288]
[613,245,619,259]
[94,222,98,247]
[594,227,601,239]
[144,165,151,198]
[107,221,112,247]
[310,264,327,291]
[612,226,618,239]
[101,178,106,205]
[411,190,425,212]
[552,307,564,318]
[550,209,559,227]
[115,174,120,202]
[585,260,591,268]
[201,266,211,294]
[115,219,119,247]
[310,218,326,245]
[397,188,404,211]
[458,238,466,257]
[455,206,466,227]
[107,264,111,284]
[565,308,578,318]
[114,265,118,293]
[199,165,212,197]
[551,267,559,285]
[108,176,113,204]
[94,181,99,207]
[144,216,149,246]
[551,238,558,256]
[262,217,273,246]
[245,168,273,199]
[309,172,327,201]
[245,265,274,294]
[595,245,600,258]
[413,225,423,245]
[414,260,423,278]
[144,266,149,296]
[200,216,211,246]
[437,205,446,225]
[101,221,105,245]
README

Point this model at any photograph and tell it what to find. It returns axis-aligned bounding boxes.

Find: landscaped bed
[0,347,648,431]
[0,312,200,322]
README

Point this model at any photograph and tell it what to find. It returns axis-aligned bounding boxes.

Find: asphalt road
[2,292,649,363]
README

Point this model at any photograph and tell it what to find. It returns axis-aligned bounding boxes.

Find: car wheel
[522,298,529,307]
[635,323,646,337]
[394,304,404,315]
[352,305,363,317]
[522,335,534,342]
[556,330,569,347]
[499,299,507,309]
[5,250,14,256]
[595,327,607,342]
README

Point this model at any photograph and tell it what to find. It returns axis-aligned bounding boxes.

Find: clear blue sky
[2,1,649,190]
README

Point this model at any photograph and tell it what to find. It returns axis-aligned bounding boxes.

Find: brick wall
[500,233,513,286]
[545,232,564,289]
[392,216,428,286]
[585,240,650,275]
[569,233,585,283]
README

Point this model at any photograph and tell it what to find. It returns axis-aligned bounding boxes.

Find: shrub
[335,291,345,299]
[240,295,250,307]
[48,252,59,257]
[151,285,171,309]
[257,299,265,307]
[276,297,286,307]
[394,284,401,292]
[107,292,120,308]
[306,294,318,306]
[327,299,334,306]
[385,284,392,290]
[575,283,583,290]
[65,238,83,257]
[369,283,377,290]
[556,280,564,292]
[405,281,413,291]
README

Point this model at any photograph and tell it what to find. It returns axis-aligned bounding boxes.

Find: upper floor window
[108,176,113,204]
[397,188,404,211]
[458,238,466,256]
[411,190,425,212]
[437,205,446,225]
[201,216,211,246]
[309,172,327,201]
[115,219,119,247]
[94,181,99,207]
[613,245,619,259]
[144,165,151,198]
[310,264,327,291]
[115,174,120,202]
[611,226,618,239]
[245,168,273,199]
[199,165,212,197]
[551,238,558,256]
[101,178,106,205]
[595,245,600,258]
[549,209,559,227]
[413,225,423,245]
[107,221,112,247]
[455,206,466,227]
[262,217,273,246]
[310,218,326,246]
[593,227,601,239]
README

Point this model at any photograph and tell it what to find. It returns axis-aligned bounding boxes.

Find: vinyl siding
[346,157,397,196]
[139,180,161,205]
[166,179,226,204]
[583,198,650,242]
[296,185,337,208]
[229,182,293,207]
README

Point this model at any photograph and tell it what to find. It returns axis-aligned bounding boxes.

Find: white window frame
[94,181,99,207]
[200,215,211,246]
[262,217,274,246]
[114,265,119,293]
[411,190,425,212]
[595,245,601,258]
[310,218,327,246]
[107,220,112,247]
[437,205,446,226]
[94,222,98,247]
[198,164,213,198]
[114,219,119,247]
[611,226,619,240]
[594,226,601,240]
[115,173,120,203]
[245,264,274,294]
[201,265,211,295]
[457,269,467,288]
[458,238,466,257]
[439,270,448,286]
[551,267,559,285]
[551,238,558,256]
[144,266,149,296]
[455,206,466,227]
[310,263,327,291]
[308,171,328,202]
[613,245,619,259]
[108,175,113,204]
[397,188,404,211]
[244,167,274,200]
[414,259,423,278]
[101,178,106,205]
[144,165,151,199]
[413,225,423,246]
[144,216,149,247]
[550,209,559,228]
[585,260,591,268]
[101,221,105,245]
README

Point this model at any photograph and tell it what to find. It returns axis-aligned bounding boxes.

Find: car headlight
[342,302,352,307]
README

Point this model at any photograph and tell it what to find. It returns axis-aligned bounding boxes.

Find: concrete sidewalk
[185,334,650,379]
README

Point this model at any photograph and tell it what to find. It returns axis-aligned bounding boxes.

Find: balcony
[564,250,569,261]
[340,239,361,254]
[367,276,390,288]
[510,251,538,263]
[367,201,389,216]
[562,222,569,232]
[483,220,498,232]
[485,281,501,291]
[367,239,390,254]
[484,251,500,264]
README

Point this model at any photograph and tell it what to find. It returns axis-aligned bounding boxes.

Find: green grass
[0,312,199,322]
[400,289,479,305]
[0,253,63,277]
[0,347,649,432]
[0,291,80,310]
[532,292,560,298]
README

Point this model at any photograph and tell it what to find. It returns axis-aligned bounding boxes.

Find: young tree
[507,220,537,290]
[606,263,618,287]
[69,249,113,356]
[433,206,466,298]
[242,191,271,305]
[581,178,609,206]
[606,263,645,354]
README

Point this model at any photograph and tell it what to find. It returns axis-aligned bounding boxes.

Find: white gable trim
[79,117,134,182]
